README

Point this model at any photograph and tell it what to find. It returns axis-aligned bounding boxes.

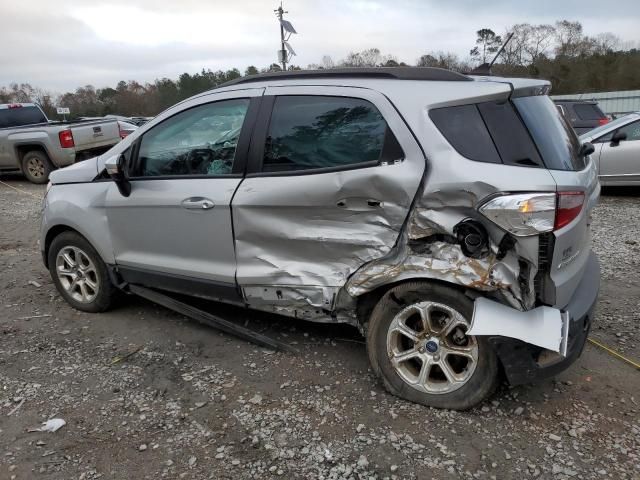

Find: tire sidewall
[48,232,114,313]
[22,151,52,184]
[367,282,499,410]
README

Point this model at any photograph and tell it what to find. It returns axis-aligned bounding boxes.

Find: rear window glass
[573,103,605,121]
[262,96,390,173]
[430,101,543,167]
[0,106,47,128]
[429,105,500,164]
[514,96,586,171]
[477,101,543,167]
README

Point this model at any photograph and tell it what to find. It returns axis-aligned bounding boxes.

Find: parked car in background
[554,99,609,134]
[0,103,121,183]
[41,68,599,410]
[580,112,640,186]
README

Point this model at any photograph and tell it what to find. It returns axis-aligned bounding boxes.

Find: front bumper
[489,251,600,385]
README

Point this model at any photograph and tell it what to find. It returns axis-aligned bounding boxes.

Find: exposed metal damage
[344,186,540,311]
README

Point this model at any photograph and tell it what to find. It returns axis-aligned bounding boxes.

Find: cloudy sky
[1,0,638,93]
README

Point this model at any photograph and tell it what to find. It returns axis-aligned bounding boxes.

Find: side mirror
[579,142,595,157]
[105,154,131,197]
[611,130,627,146]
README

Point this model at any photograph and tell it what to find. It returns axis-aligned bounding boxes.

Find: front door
[104,89,263,301]
[599,120,640,183]
[232,86,424,314]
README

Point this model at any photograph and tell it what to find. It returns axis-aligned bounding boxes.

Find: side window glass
[136,99,249,177]
[262,96,389,172]
[618,121,640,141]
[478,101,543,167]
[429,105,501,164]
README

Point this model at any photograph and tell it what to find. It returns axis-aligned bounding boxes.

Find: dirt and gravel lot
[1,174,639,480]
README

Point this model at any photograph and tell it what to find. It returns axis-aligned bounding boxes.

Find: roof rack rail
[219,67,471,88]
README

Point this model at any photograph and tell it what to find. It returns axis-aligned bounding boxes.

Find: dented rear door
[232,85,425,313]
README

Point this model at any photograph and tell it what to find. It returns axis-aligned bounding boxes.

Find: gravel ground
[1,174,639,480]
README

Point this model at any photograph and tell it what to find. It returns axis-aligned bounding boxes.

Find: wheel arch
[43,223,113,271]
[355,277,476,329]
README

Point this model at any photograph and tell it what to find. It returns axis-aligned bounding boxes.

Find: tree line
[1,20,638,119]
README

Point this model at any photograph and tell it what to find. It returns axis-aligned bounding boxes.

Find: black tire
[48,231,117,313]
[366,281,499,410]
[21,150,53,184]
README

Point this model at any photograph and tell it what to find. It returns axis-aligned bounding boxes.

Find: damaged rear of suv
[41,68,600,410]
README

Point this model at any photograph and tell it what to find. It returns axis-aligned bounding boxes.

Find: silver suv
[41,68,600,410]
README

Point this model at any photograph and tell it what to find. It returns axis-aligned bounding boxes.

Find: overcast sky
[1,0,639,93]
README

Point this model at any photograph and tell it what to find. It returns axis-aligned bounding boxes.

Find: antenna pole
[277,2,287,71]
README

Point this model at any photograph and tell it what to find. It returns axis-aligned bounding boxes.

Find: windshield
[580,114,636,140]
[513,95,585,171]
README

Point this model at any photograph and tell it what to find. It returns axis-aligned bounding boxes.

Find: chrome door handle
[181,197,215,210]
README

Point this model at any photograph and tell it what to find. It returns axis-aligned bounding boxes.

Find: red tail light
[8,103,22,109]
[555,192,584,230]
[58,129,75,148]
[598,118,609,126]
[118,123,128,139]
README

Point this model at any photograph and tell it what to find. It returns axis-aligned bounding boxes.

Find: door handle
[336,197,383,210]
[181,197,215,210]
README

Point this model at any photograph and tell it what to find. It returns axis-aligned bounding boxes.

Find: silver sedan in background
[581,112,640,186]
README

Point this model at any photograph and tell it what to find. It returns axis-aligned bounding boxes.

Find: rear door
[232,86,424,313]
[598,119,640,183]
[104,89,263,302]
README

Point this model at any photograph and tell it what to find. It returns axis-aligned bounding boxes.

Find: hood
[49,157,98,184]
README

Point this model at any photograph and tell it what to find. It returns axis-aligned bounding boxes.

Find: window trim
[245,94,404,177]
[126,96,261,180]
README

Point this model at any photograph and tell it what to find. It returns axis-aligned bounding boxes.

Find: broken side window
[135,98,250,177]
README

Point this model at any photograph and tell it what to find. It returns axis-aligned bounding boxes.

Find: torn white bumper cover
[469,297,570,356]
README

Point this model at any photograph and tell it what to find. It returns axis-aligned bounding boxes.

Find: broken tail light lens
[58,129,74,148]
[480,193,556,236]
[555,191,585,230]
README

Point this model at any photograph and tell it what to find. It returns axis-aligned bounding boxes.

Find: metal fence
[552,90,640,117]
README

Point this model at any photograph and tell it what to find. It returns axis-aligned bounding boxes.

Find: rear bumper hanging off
[469,251,600,385]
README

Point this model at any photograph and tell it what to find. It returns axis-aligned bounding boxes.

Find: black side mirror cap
[579,142,595,157]
[105,154,131,197]
[611,130,627,145]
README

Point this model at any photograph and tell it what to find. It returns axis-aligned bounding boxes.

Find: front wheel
[366,281,499,410]
[48,231,117,313]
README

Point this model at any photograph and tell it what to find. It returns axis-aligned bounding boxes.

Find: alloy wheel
[386,301,478,394]
[55,246,100,303]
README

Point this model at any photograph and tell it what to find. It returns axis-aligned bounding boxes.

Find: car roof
[554,99,598,104]
[0,102,37,109]
[219,67,472,88]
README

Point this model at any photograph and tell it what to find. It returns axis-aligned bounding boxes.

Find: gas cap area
[454,219,489,259]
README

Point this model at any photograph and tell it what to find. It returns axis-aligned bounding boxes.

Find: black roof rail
[218,67,471,88]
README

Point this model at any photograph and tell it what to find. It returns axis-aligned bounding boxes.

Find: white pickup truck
[0,103,121,183]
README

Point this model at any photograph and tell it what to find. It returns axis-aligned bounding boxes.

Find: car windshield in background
[513,95,585,171]
[581,114,635,140]
[0,106,47,128]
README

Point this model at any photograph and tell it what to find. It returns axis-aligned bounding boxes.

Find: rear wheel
[366,281,499,410]
[21,150,53,184]
[48,231,117,312]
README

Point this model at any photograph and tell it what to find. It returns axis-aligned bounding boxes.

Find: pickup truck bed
[0,103,121,183]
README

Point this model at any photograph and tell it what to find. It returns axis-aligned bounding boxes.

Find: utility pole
[274,2,297,71]
[276,2,287,71]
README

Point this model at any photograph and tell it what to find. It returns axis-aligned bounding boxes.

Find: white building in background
[552,90,640,118]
